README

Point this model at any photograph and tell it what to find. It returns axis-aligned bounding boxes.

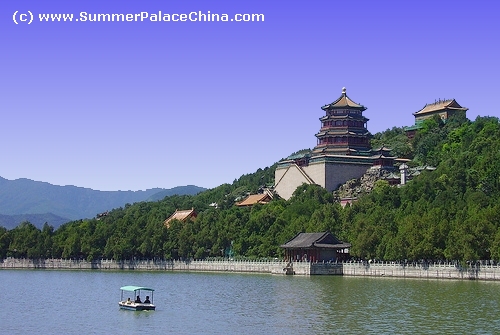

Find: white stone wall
[0,258,292,275]
[302,162,326,187]
[342,262,500,281]
[274,160,372,199]
[274,165,314,200]
[4,258,500,280]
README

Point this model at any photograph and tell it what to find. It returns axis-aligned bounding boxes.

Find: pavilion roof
[164,208,197,228]
[236,193,272,206]
[280,232,351,249]
[322,87,366,111]
[414,99,468,116]
[372,146,392,152]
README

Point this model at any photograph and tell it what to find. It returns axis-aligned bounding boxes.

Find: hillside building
[405,99,468,138]
[236,193,273,207]
[281,232,351,262]
[274,88,395,200]
[164,208,197,228]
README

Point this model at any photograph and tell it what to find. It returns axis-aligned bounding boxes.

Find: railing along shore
[2,257,500,280]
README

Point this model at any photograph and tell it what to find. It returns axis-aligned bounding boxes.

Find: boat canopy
[120,286,155,292]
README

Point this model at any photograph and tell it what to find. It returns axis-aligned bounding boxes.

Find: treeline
[0,183,339,261]
[2,115,500,262]
[349,115,500,261]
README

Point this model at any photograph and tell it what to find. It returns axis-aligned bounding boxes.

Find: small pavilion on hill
[236,193,272,207]
[164,208,197,228]
[280,232,351,262]
[405,99,468,138]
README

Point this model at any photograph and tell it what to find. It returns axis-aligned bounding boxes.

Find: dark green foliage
[2,116,500,262]
[0,213,69,230]
[371,127,413,159]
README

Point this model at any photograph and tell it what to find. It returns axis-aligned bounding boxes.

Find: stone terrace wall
[342,261,500,281]
[3,258,500,280]
[311,262,343,275]
[0,257,299,275]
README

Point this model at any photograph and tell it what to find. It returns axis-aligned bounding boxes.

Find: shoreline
[2,258,499,281]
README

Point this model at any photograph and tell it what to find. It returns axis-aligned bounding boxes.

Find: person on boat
[135,296,142,303]
[144,296,151,304]
[126,297,132,304]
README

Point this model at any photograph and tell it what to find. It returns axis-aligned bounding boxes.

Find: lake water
[1,269,499,334]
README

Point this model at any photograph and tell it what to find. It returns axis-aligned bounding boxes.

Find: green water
[1,269,499,334]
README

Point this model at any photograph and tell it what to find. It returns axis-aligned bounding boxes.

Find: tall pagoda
[312,87,371,156]
[274,87,396,200]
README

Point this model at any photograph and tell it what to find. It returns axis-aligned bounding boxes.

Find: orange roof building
[164,208,197,228]
[236,193,272,207]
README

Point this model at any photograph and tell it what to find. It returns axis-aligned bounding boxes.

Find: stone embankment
[342,261,500,281]
[2,258,500,281]
[0,257,309,275]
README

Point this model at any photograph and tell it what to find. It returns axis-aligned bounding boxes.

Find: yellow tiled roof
[236,194,271,206]
[414,99,467,116]
[164,208,196,228]
[322,87,366,110]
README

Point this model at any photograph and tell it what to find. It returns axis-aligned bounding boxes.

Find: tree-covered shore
[2,115,500,263]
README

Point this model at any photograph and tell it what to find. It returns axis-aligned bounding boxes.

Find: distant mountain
[0,176,206,228]
[0,213,69,230]
[146,185,206,201]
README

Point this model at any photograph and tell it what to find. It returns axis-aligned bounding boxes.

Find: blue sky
[2,0,499,191]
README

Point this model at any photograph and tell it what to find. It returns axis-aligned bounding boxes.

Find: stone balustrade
[3,257,500,281]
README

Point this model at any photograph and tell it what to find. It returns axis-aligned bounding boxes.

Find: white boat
[118,286,156,311]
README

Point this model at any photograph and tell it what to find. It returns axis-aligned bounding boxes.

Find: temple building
[405,99,468,138]
[280,232,351,262]
[274,88,395,200]
[236,193,273,207]
[164,208,197,228]
[313,87,371,156]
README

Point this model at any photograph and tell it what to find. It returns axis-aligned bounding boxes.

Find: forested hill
[0,178,205,226]
[2,115,500,263]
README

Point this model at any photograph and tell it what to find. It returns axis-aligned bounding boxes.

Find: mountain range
[0,176,205,229]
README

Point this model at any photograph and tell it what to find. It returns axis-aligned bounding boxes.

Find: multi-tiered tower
[313,87,371,156]
[274,88,393,200]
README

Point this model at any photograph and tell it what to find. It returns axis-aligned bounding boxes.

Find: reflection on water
[1,269,499,334]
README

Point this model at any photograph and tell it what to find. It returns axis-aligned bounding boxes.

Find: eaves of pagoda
[321,87,367,111]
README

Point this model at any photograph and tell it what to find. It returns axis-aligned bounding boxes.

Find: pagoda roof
[236,193,272,207]
[384,172,400,180]
[404,124,421,131]
[312,147,373,156]
[280,232,351,249]
[414,99,468,116]
[315,130,370,137]
[164,208,197,228]
[372,146,393,154]
[322,87,366,111]
[371,153,396,159]
[320,114,369,121]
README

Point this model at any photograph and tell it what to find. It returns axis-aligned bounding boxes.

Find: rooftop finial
[342,87,346,95]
